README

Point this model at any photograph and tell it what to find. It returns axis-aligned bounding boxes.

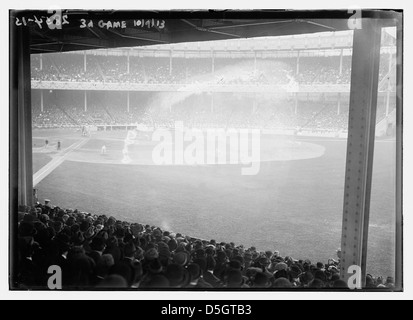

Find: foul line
[33,138,90,187]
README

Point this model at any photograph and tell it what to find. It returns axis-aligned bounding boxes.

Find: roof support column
[395,20,403,292]
[340,19,382,288]
[11,25,33,207]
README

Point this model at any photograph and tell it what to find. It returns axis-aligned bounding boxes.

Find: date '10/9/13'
[80,19,165,30]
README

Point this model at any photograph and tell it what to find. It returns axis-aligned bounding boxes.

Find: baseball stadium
[11,11,402,290]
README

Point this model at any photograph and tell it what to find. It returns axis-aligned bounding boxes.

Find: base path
[33,137,90,187]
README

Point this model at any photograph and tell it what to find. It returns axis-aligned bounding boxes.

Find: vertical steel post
[127,91,130,113]
[340,19,382,287]
[395,20,403,292]
[84,90,87,112]
[16,27,33,207]
[40,89,44,112]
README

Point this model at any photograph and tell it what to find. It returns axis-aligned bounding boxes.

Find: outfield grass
[33,129,397,278]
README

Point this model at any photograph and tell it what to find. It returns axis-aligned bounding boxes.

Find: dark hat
[90,237,105,251]
[79,220,90,232]
[71,224,80,234]
[97,275,128,288]
[173,251,190,266]
[333,280,348,288]
[130,224,143,237]
[114,227,125,238]
[193,258,207,273]
[187,263,201,281]
[205,246,215,256]
[195,248,206,259]
[243,252,252,262]
[216,251,227,263]
[314,270,327,282]
[253,272,270,287]
[124,233,134,243]
[158,242,171,260]
[258,257,270,266]
[331,273,341,282]
[124,241,137,257]
[107,216,116,226]
[225,269,243,288]
[148,258,163,274]
[274,269,289,279]
[152,228,162,238]
[141,275,170,288]
[386,276,394,284]
[245,267,262,278]
[289,265,302,279]
[99,254,115,268]
[168,239,178,252]
[23,214,36,223]
[144,248,159,261]
[232,255,244,265]
[165,263,190,288]
[310,278,325,288]
[300,271,314,284]
[273,277,292,288]
[228,259,242,270]
[274,262,288,271]
[206,255,216,271]
[84,226,95,239]
[66,216,76,227]
[265,250,273,258]
[109,263,132,286]
[71,231,85,246]
[18,221,36,237]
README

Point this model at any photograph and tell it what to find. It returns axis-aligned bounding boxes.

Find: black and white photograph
[6,5,406,299]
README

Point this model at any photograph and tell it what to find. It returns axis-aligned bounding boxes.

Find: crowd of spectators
[31,99,352,131]
[32,90,395,131]
[31,53,369,86]
[16,202,395,290]
[32,104,76,128]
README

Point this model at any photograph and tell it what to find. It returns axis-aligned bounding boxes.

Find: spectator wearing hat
[140,275,170,289]
[165,263,190,288]
[201,256,223,288]
[88,237,107,266]
[309,278,325,289]
[44,199,52,209]
[273,277,292,288]
[93,254,115,286]
[213,250,228,279]
[66,250,95,289]
[16,199,393,289]
[333,279,349,289]
[186,263,213,289]
[96,274,128,288]
[224,269,249,288]
[173,251,190,267]
[17,238,39,288]
[115,241,142,287]
[104,236,122,264]
[252,272,271,288]
[157,242,172,267]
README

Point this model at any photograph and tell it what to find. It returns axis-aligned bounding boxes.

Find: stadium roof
[10,9,401,54]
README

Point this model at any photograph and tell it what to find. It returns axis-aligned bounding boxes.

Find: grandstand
[11,10,402,291]
[30,31,396,136]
